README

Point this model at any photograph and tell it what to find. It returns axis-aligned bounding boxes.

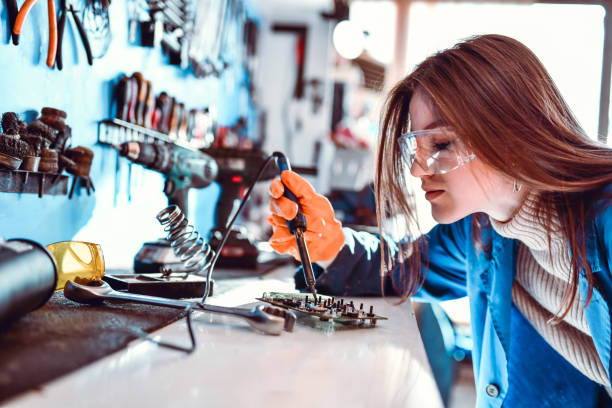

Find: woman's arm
[595,201,612,278]
[294,216,471,300]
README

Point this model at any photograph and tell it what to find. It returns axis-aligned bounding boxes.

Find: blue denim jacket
[302,193,612,407]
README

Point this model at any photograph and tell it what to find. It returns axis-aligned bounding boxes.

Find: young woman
[267,34,612,407]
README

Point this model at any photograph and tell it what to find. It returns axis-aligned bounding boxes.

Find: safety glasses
[398,127,475,175]
[46,241,105,291]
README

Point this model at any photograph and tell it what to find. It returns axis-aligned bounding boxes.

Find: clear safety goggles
[398,127,476,175]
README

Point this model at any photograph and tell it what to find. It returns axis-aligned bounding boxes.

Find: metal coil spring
[156,205,215,275]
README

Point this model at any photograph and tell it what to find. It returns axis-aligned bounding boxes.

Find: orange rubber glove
[268,170,345,263]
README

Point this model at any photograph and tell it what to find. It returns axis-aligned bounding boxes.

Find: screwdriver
[273,152,317,300]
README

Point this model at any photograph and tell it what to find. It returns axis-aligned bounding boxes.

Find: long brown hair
[376,34,612,319]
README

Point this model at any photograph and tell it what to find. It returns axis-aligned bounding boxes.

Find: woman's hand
[267,170,345,263]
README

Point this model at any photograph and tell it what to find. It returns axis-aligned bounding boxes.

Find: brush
[1,112,21,136]
[0,134,29,170]
[26,120,57,145]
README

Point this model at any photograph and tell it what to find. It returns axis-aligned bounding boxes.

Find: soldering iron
[273,152,317,299]
[116,143,317,298]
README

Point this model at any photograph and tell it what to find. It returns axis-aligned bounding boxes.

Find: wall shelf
[97,118,196,149]
[0,170,69,197]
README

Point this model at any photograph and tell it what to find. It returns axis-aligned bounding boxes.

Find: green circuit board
[256,292,387,326]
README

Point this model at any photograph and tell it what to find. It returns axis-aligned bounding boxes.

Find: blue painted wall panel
[0,2,246,268]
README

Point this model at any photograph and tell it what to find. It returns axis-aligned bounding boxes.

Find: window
[405,2,605,141]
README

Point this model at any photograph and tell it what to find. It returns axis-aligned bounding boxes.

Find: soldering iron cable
[199,154,279,305]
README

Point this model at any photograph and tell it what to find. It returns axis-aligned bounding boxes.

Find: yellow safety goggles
[46,241,105,290]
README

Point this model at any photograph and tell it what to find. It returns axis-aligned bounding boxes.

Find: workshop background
[1,0,611,407]
[1,1,608,264]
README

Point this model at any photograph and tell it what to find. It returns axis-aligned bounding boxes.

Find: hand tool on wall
[177,103,188,141]
[189,0,226,77]
[154,92,168,132]
[143,80,155,128]
[64,280,296,335]
[127,74,140,123]
[6,0,19,44]
[167,100,183,140]
[273,152,317,299]
[116,76,131,122]
[82,0,111,59]
[13,0,58,68]
[56,0,93,70]
[157,93,173,134]
[133,72,147,125]
[86,0,111,9]
[38,107,71,151]
[210,0,231,71]
[63,146,95,198]
[116,140,218,216]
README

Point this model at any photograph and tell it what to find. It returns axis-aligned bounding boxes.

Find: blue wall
[0,2,249,268]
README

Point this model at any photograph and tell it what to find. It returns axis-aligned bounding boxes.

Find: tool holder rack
[97,118,195,150]
[0,170,69,197]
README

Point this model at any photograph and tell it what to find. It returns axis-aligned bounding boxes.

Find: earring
[513,179,523,193]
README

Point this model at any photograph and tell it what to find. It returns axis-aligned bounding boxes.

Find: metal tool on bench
[64,280,296,335]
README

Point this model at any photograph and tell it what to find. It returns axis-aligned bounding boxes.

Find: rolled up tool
[273,152,317,299]
[0,239,57,328]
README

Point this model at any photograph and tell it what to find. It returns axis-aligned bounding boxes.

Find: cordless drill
[117,141,218,215]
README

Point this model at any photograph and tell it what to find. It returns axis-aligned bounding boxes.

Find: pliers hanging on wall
[56,0,93,70]
[12,0,58,68]
[6,0,19,44]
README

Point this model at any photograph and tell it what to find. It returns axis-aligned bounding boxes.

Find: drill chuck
[117,141,218,214]
[118,141,174,173]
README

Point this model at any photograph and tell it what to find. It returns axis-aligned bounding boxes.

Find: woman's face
[408,90,519,223]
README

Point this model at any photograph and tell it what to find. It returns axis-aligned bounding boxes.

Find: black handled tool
[56,0,93,70]
[6,0,19,45]
[273,152,317,300]
[13,0,58,67]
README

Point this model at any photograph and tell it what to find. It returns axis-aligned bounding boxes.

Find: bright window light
[333,20,366,59]
[405,3,605,141]
[350,1,396,64]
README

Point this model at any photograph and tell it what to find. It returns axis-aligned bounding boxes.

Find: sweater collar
[488,192,558,252]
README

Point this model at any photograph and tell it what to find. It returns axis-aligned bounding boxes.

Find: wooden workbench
[4,266,443,408]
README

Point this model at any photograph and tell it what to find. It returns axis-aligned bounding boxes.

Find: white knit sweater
[490,195,610,386]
